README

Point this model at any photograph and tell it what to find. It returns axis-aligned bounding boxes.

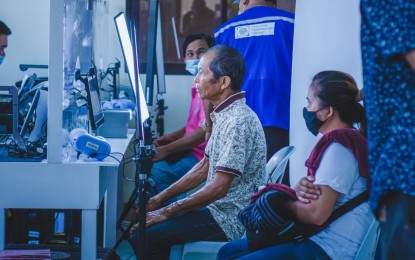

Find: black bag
[238,188,368,251]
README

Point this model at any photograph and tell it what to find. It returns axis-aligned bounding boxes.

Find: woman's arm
[287,185,339,225]
[289,142,359,225]
[294,175,321,203]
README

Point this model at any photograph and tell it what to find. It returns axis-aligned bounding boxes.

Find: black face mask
[302,107,326,136]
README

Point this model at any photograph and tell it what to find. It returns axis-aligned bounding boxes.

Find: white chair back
[266,146,296,184]
[354,219,380,260]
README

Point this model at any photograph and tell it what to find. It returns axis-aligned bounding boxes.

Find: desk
[0,130,134,260]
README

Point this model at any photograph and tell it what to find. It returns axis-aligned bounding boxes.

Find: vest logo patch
[235,22,275,39]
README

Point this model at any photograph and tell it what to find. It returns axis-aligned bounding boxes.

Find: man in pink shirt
[0,20,12,65]
[150,34,213,201]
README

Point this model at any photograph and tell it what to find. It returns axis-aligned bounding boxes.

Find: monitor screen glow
[86,75,104,130]
[114,12,149,124]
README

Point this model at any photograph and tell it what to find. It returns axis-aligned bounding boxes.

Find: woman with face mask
[218,70,373,260]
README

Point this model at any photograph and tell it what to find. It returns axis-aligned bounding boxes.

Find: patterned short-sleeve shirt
[361,0,415,210]
[205,92,267,240]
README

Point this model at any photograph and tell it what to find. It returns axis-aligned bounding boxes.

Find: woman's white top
[309,142,374,260]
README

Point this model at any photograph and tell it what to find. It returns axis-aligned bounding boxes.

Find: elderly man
[129,45,267,259]
[149,34,212,203]
[0,20,12,65]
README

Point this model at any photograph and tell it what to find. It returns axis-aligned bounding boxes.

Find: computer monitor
[20,88,41,138]
[19,73,37,103]
[84,75,104,131]
[114,12,149,126]
[0,88,14,135]
[28,89,48,143]
[0,86,25,150]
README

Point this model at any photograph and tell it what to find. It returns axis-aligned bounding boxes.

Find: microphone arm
[19,64,48,72]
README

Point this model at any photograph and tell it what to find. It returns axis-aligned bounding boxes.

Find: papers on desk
[0,249,51,259]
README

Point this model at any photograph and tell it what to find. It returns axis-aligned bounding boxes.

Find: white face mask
[0,55,4,65]
[185,59,200,76]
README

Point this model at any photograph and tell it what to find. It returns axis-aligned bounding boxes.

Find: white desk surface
[0,129,135,260]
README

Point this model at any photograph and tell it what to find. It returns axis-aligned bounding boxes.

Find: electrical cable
[6,139,46,159]
[84,151,137,183]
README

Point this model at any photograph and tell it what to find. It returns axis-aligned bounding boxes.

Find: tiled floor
[115,208,137,259]
[116,239,136,260]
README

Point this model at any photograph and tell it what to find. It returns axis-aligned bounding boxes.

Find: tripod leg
[116,185,139,234]
[137,178,150,260]
[110,179,149,256]
[106,184,139,258]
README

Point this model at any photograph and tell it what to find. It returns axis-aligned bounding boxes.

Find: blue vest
[214,6,294,130]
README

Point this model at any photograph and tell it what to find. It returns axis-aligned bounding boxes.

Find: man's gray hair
[207,45,246,91]
[0,20,12,35]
